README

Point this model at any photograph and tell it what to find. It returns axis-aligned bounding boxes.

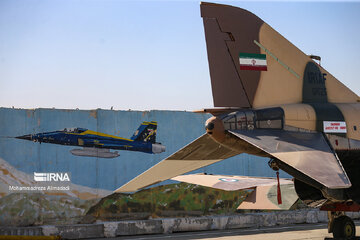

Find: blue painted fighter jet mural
[16,121,165,158]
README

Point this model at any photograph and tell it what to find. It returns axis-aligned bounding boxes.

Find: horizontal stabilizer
[114,134,239,193]
[172,173,297,210]
[230,130,351,189]
[193,108,242,116]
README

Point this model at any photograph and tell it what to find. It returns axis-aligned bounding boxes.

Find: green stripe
[239,52,266,60]
[253,40,300,79]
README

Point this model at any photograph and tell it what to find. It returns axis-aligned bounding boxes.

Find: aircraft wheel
[333,215,355,239]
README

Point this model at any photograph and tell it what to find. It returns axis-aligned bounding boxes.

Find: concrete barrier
[0,210,358,239]
[115,219,164,236]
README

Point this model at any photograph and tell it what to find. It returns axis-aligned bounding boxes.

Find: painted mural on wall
[0,107,278,226]
[85,183,252,222]
[0,157,110,225]
[16,121,165,158]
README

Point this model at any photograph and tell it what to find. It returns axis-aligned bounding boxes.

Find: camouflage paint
[302,62,346,136]
[86,182,252,221]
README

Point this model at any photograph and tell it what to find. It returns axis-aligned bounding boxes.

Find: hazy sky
[1,1,359,110]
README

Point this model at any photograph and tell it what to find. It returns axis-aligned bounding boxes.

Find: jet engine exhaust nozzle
[152,143,166,154]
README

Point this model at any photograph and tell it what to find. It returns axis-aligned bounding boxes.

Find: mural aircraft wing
[172,173,298,210]
[114,134,239,193]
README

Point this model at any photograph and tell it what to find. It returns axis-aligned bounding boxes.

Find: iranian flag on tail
[239,53,267,71]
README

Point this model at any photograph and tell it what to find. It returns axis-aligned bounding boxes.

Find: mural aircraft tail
[130,121,158,144]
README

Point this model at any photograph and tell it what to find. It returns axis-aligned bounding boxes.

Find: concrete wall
[0,107,283,191]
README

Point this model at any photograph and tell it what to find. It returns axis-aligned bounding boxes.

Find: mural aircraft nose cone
[16,134,32,141]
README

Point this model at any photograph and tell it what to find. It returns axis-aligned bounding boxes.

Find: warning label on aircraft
[323,121,347,133]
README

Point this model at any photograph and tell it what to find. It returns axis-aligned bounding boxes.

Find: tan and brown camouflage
[172,173,298,210]
[201,2,358,109]
[115,3,360,220]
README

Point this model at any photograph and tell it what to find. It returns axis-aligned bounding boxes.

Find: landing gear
[333,215,355,239]
[328,211,356,239]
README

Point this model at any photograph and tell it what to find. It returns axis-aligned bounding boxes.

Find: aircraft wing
[229,130,351,189]
[172,173,298,210]
[172,173,293,190]
[115,129,350,193]
[114,134,239,193]
[238,183,298,210]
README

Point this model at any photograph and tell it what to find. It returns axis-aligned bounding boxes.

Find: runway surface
[91,221,360,240]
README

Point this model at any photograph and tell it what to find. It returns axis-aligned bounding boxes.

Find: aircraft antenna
[309,55,321,66]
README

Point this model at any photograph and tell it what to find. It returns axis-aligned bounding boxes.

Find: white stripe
[239,58,267,66]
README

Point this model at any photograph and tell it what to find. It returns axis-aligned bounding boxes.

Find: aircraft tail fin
[201,2,358,108]
[131,121,157,143]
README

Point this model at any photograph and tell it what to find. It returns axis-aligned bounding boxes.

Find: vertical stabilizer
[201,2,359,108]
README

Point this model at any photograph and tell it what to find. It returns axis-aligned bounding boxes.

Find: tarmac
[0,209,359,239]
[90,221,360,240]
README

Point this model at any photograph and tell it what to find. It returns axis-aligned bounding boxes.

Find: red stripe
[240,65,267,71]
[276,171,282,205]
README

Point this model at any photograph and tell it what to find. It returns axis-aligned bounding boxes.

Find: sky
[0,0,360,111]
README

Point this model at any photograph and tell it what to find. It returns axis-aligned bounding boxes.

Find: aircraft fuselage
[205,102,360,204]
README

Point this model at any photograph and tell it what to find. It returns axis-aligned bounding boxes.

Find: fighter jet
[115,2,360,239]
[16,121,165,158]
